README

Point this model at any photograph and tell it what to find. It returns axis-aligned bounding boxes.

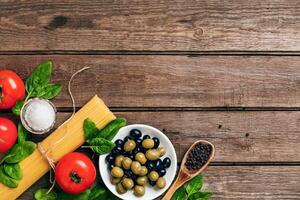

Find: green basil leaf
[34,188,57,200]
[186,175,203,196]
[4,141,36,163]
[57,189,91,200]
[83,118,99,142]
[12,100,24,116]
[26,61,52,94]
[18,123,29,143]
[3,163,22,180]
[39,83,62,99]
[187,192,213,200]
[0,165,19,188]
[171,185,187,200]
[83,138,115,155]
[98,118,126,140]
[89,185,108,200]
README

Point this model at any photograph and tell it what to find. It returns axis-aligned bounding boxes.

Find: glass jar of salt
[21,98,56,134]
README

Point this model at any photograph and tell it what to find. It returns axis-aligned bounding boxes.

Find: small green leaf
[98,118,126,140]
[26,61,52,94]
[171,185,187,200]
[39,83,62,99]
[34,188,57,200]
[12,100,24,116]
[18,123,29,143]
[3,163,22,180]
[3,141,36,163]
[83,118,99,142]
[82,138,115,155]
[57,189,91,200]
[0,165,19,188]
[186,175,203,196]
[188,192,213,200]
[89,185,108,200]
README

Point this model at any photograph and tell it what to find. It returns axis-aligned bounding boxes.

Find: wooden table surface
[1,1,300,199]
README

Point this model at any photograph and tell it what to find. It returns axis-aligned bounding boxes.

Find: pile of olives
[106,129,171,197]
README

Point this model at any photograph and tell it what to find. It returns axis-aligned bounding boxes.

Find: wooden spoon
[162,140,215,200]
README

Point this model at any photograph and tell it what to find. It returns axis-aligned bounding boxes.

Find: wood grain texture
[3,111,300,162]
[0,0,299,51]
[3,55,300,108]
[17,166,300,199]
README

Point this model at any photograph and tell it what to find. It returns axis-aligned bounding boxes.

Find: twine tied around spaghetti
[36,67,90,194]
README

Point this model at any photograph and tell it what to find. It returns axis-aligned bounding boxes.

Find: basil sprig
[34,184,120,200]
[0,123,36,188]
[171,175,213,200]
[12,61,62,116]
[82,118,126,155]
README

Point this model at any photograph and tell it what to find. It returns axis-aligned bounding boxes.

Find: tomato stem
[70,171,82,183]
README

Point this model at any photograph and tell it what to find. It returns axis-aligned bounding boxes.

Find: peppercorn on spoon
[162,140,215,200]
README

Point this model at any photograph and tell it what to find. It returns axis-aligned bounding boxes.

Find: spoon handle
[162,171,189,200]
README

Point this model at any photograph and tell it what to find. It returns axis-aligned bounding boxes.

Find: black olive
[155,159,164,170]
[124,170,133,177]
[149,180,156,186]
[136,138,142,145]
[152,137,160,148]
[158,168,166,177]
[139,147,147,154]
[143,135,151,140]
[125,151,134,160]
[133,146,142,154]
[115,139,124,146]
[112,146,123,155]
[132,174,138,181]
[106,154,115,164]
[130,129,142,139]
[163,157,171,168]
[146,161,155,171]
[108,164,115,170]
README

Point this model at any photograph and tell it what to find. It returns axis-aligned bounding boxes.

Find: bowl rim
[99,124,177,200]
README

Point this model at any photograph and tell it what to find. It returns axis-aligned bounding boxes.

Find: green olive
[116,183,127,194]
[124,140,136,152]
[142,138,154,149]
[111,167,124,178]
[139,166,148,176]
[122,157,132,170]
[135,152,147,165]
[131,161,142,175]
[145,149,160,161]
[148,171,159,181]
[122,178,134,190]
[156,177,166,189]
[111,177,121,185]
[136,176,148,186]
[134,185,145,197]
[115,155,124,167]
[157,147,166,157]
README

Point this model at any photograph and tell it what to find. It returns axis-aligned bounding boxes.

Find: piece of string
[36,66,91,194]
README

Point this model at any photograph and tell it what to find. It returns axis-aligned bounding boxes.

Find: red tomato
[0,70,25,109]
[55,152,96,194]
[0,117,17,153]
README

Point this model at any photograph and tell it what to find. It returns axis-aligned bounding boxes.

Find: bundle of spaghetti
[0,95,115,200]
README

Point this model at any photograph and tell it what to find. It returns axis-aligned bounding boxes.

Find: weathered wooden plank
[3,55,300,107]
[0,0,299,51]
[2,111,300,162]
[17,166,300,199]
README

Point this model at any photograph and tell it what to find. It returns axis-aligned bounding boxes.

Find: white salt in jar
[20,98,57,134]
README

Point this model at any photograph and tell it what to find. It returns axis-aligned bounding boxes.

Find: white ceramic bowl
[99,124,177,200]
